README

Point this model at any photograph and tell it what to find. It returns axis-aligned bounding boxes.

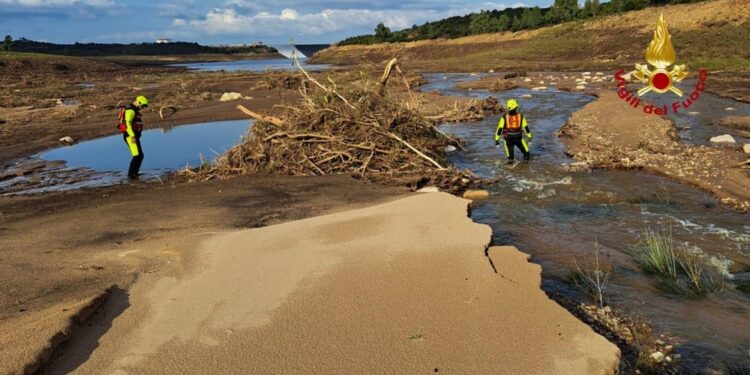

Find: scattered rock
[520,94,533,98]
[595,72,604,76]
[444,145,457,152]
[565,161,590,172]
[59,136,75,144]
[725,107,736,111]
[462,190,490,200]
[531,86,547,91]
[582,71,591,75]
[488,69,495,73]
[537,189,557,199]
[688,111,700,115]
[709,134,736,144]
[650,351,665,363]
[200,92,212,100]
[575,85,586,91]
[417,186,440,193]
[539,81,545,84]
[744,144,750,154]
[523,78,532,83]
[219,92,244,102]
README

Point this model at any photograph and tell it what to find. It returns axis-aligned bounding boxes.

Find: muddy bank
[708,71,750,103]
[559,89,750,211]
[0,174,406,374]
[0,60,309,165]
[44,193,620,374]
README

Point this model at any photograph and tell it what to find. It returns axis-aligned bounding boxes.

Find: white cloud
[173,3,527,39]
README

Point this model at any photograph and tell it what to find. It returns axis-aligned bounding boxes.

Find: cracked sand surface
[53,192,620,374]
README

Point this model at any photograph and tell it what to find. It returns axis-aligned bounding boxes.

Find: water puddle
[434,75,750,369]
[172,58,330,72]
[1,120,252,195]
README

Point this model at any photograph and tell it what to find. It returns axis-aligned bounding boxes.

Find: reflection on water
[436,76,750,369]
[1,120,251,194]
[171,58,330,72]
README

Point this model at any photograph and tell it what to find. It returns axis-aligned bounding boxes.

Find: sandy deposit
[560,90,750,211]
[49,193,620,374]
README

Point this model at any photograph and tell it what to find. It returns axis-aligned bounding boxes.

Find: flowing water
[433,75,750,370]
[171,58,330,72]
[0,120,251,195]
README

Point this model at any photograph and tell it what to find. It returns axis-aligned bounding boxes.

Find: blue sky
[0,0,555,45]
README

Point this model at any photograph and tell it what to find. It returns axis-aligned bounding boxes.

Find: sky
[0,0,556,45]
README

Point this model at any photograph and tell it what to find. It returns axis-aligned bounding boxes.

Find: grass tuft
[636,228,679,280]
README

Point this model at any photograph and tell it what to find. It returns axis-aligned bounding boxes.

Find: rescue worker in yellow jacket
[117,96,148,179]
[495,98,532,164]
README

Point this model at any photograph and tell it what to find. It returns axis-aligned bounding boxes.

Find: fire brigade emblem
[633,14,687,96]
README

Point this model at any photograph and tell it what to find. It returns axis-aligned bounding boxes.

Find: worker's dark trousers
[123,133,144,178]
[504,133,530,161]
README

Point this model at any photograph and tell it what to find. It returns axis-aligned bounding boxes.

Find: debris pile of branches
[251,73,305,90]
[430,96,499,123]
[181,58,486,193]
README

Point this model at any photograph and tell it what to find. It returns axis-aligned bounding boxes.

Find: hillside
[338,0,701,45]
[310,0,750,72]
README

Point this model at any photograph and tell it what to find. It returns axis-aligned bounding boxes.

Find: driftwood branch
[159,106,177,120]
[294,57,355,110]
[236,105,286,127]
[386,130,445,170]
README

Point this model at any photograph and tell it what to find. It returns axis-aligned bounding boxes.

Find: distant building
[155,38,173,44]
[251,42,265,47]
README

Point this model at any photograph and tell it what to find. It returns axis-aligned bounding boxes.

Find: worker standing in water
[495,98,532,164]
[117,95,148,179]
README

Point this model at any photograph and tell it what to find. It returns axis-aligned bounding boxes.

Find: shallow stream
[433,74,750,370]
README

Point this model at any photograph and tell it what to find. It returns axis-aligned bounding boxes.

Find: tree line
[2,38,277,56]
[339,0,704,45]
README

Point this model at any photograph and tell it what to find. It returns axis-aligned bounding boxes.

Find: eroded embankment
[49,193,620,374]
[559,90,750,211]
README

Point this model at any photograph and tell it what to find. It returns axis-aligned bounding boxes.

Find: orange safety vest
[503,113,524,134]
[117,105,143,134]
